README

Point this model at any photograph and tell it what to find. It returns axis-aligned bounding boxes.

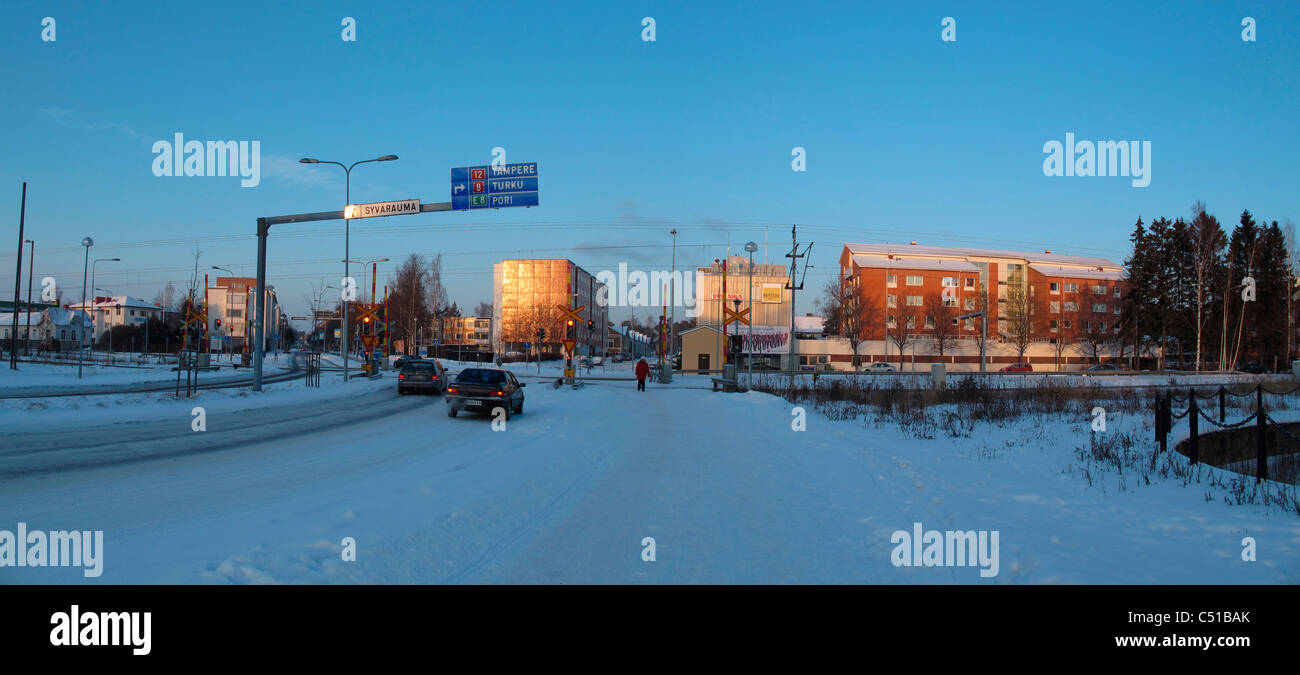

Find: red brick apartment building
[837,242,1127,369]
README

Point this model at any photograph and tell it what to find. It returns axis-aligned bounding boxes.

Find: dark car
[1083,363,1120,376]
[397,359,448,395]
[1235,362,1268,374]
[446,367,526,419]
[393,355,418,370]
[999,363,1033,373]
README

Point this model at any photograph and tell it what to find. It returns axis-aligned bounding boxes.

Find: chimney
[910,241,917,246]
[1045,249,1052,254]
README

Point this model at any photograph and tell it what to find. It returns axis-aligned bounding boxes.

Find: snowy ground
[0,360,1296,584]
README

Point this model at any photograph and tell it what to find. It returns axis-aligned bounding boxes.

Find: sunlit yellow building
[492,259,609,357]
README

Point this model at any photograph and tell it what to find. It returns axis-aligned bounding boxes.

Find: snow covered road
[1,373,1296,584]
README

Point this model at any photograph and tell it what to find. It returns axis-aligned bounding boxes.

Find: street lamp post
[77,238,92,378]
[300,154,398,383]
[212,267,235,358]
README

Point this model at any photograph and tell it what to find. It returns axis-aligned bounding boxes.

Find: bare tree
[1005,282,1037,361]
[887,304,920,371]
[1075,301,1111,364]
[820,276,883,367]
[387,254,431,355]
[153,282,176,312]
[924,290,958,360]
[474,301,492,318]
[1050,318,1075,371]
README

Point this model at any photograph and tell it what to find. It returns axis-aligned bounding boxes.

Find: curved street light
[299,154,399,381]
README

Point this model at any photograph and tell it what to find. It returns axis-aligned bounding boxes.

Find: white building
[0,307,93,351]
[67,296,164,339]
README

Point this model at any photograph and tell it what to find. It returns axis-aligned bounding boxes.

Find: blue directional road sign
[451,162,540,210]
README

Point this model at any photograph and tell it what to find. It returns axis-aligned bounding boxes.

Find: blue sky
[2,1,1297,322]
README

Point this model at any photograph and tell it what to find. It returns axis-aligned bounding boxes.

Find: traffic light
[729,334,743,354]
[215,318,222,328]
[587,319,595,331]
[535,327,543,340]
[539,327,546,340]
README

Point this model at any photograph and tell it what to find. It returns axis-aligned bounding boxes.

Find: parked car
[1083,363,1120,376]
[1235,362,1268,374]
[591,356,604,366]
[446,367,526,419]
[393,355,419,370]
[397,359,447,395]
[862,362,897,373]
[1000,363,1033,373]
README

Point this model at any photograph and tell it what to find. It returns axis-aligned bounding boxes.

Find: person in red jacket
[634,358,650,391]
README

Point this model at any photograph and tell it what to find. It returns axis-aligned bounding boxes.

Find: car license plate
[466,400,483,407]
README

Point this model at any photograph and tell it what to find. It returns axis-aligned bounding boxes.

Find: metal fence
[1155,384,1300,482]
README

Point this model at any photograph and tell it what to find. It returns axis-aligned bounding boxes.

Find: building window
[941,277,957,287]
[905,295,923,306]
[1081,321,1091,331]
[1050,301,1060,313]
[1092,284,1107,295]
[1049,319,1059,331]
[886,314,896,328]
[886,274,897,288]
[1050,282,1059,294]
[963,298,975,310]
[887,294,897,308]
[1093,303,1107,313]
[905,316,915,329]
[905,275,923,286]
[964,318,974,330]
[1114,286,1122,298]
[1063,320,1072,329]
[1064,283,1079,293]
[115,307,122,315]
[965,277,976,289]
[1064,301,1078,312]
[925,316,935,329]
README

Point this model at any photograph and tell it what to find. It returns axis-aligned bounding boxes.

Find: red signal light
[566,319,574,327]
[447,387,457,394]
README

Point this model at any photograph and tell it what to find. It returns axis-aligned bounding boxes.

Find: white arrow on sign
[454,184,466,194]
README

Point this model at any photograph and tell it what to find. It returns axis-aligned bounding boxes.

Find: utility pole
[784,224,812,383]
[10,183,26,370]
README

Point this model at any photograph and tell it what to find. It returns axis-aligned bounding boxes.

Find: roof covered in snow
[1028,264,1127,281]
[844,242,1121,270]
[850,255,981,272]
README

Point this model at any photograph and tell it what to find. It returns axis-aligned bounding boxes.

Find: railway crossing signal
[723,304,750,326]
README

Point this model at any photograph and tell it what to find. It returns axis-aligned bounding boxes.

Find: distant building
[492,259,609,357]
[834,242,1128,370]
[439,316,492,357]
[0,307,92,351]
[65,296,163,344]
[693,256,791,329]
[207,277,282,351]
